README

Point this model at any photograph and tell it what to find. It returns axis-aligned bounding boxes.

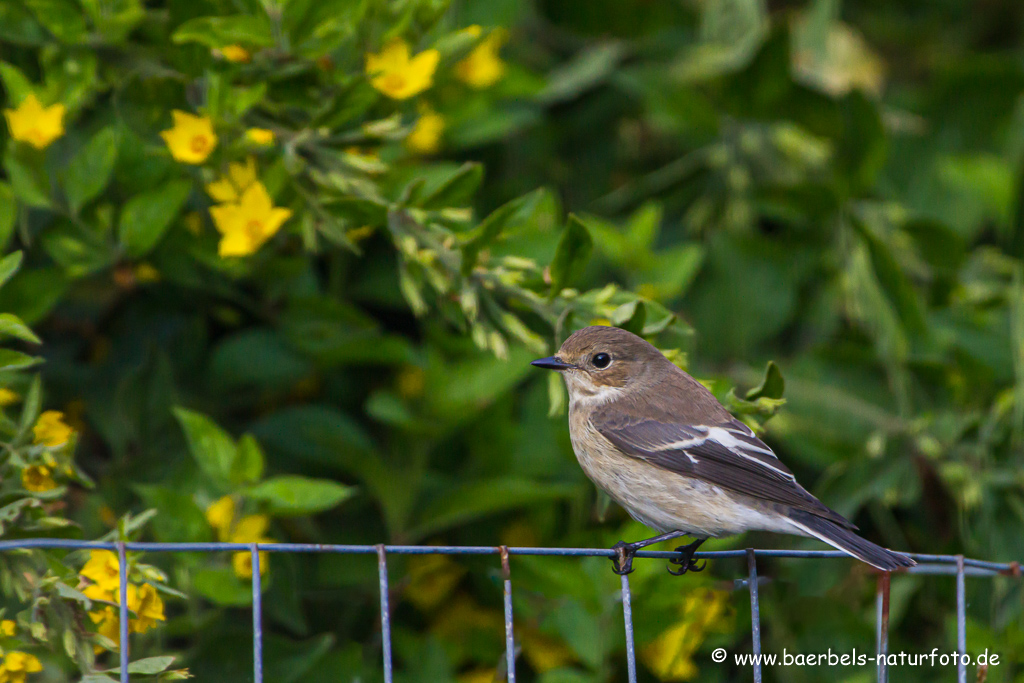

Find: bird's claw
[667,540,707,576]
[610,540,636,575]
[667,556,706,575]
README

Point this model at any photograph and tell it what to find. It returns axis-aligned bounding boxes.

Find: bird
[531,325,914,575]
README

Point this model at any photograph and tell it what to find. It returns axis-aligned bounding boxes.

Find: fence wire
[0,539,1020,683]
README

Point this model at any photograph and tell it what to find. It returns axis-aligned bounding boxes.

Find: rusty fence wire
[0,539,1019,683]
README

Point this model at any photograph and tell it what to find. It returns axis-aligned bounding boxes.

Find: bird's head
[531,325,667,401]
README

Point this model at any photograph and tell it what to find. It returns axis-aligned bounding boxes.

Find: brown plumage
[532,325,914,572]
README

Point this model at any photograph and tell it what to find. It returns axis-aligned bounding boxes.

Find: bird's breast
[566,410,790,538]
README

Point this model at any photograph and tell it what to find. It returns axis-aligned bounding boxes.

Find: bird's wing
[595,414,855,529]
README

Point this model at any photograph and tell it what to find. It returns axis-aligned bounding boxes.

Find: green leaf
[0,6,47,46]
[0,182,16,250]
[23,0,88,42]
[172,15,275,48]
[0,63,35,105]
[549,214,594,298]
[851,216,928,336]
[118,180,191,257]
[611,300,646,335]
[210,330,311,390]
[173,408,238,485]
[193,567,253,607]
[417,162,483,210]
[0,267,66,325]
[3,148,50,208]
[745,361,785,401]
[104,656,176,675]
[0,313,40,343]
[409,479,577,540]
[41,225,114,277]
[0,349,41,371]
[460,188,548,275]
[552,600,604,668]
[134,486,212,543]
[64,127,119,214]
[547,370,566,417]
[249,405,373,469]
[234,434,265,485]
[79,0,145,43]
[246,476,354,517]
[539,42,624,105]
[18,374,42,438]
[55,581,92,605]
[0,251,23,289]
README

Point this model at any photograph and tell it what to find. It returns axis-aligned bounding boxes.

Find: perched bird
[532,325,914,574]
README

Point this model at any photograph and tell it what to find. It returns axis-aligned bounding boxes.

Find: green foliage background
[1,0,1024,680]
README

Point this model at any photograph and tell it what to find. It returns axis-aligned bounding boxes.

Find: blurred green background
[1,0,1023,680]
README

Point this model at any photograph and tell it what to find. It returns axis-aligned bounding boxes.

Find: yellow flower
[205,495,236,540]
[127,583,165,633]
[0,389,20,407]
[396,366,425,399]
[642,588,730,681]
[80,550,121,593]
[217,45,251,63]
[500,520,538,548]
[134,264,160,283]
[232,550,268,579]
[521,629,575,673]
[347,225,375,243]
[183,211,203,235]
[457,669,496,683]
[88,605,119,650]
[206,157,258,203]
[209,181,292,257]
[85,582,164,643]
[32,410,73,447]
[245,128,275,145]
[83,583,113,605]
[98,505,118,528]
[406,109,445,155]
[365,38,440,100]
[405,554,465,610]
[21,466,56,493]
[228,514,272,579]
[0,620,15,637]
[456,29,507,89]
[160,110,218,164]
[230,514,269,542]
[431,595,503,641]
[3,94,65,150]
[0,651,43,683]
[344,146,380,163]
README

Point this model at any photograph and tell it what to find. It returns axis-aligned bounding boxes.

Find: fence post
[956,555,966,683]
[377,545,393,683]
[252,544,264,683]
[620,573,637,683]
[876,572,890,683]
[499,547,516,683]
[117,541,129,683]
[746,549,762,683]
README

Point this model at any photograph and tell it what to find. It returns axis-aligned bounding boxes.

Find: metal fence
[0,539,1019,683]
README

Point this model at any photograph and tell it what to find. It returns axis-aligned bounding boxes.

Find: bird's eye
[592,352,612,369]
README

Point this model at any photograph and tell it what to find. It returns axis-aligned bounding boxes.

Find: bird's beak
[531,356,576,371]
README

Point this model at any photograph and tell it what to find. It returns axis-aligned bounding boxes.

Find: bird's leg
[610,530,690,575]
[668,538,707,575]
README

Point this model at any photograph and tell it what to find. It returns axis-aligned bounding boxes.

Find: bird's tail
[787,510,915,571]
